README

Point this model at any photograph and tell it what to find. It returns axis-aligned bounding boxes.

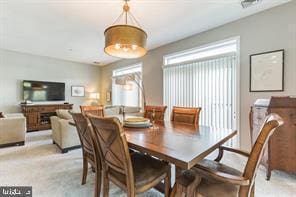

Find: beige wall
[101,1,296,150]
[0,49,101,112]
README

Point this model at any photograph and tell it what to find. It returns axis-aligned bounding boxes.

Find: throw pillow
[124,106,141,114]
[56,110,72,120]
[104,106,120,116]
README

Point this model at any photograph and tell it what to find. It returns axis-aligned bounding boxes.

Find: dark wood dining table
[69,119,237,193]
[124,121,237,173]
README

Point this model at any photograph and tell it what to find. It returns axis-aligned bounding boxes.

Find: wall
[0,49,101,112]
[100,1,296,150]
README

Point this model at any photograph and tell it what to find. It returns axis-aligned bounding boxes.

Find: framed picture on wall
[250,49,284,92]
[71,86,85,97]
[106,91,111,102]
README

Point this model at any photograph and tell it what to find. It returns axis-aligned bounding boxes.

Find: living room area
[0,0,296,197]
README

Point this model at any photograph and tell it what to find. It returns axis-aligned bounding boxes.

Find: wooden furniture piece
[87,116,171,197]
[250,97,296,180]
[71,113,100,197]
[171,113,283,197]
[124,121,236,171]
[21,104,73,132]
[144,105,167,121]
[80,105,104,117]
[171,106,202,125]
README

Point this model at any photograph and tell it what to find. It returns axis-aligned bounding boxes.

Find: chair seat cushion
[193,159,241,197]
[109,153,170,193]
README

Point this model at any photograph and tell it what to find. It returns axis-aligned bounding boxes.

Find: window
[163,38,239,134]
[164,39,237,65]
[112,63,143,107]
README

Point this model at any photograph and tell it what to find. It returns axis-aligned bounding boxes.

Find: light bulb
[132,45,138,50]
[123,47,129,52]
[115,43,121,50]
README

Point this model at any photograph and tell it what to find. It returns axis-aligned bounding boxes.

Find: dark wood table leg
[171,167,202,197]
[175,167,183,178]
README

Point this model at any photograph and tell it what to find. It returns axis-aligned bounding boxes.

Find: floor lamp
[114,72,146,107]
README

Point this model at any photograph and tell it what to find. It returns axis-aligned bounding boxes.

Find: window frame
[163,37,239,66]
[112,63,143,77]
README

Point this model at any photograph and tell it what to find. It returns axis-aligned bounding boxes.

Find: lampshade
[89,92,100,100]
[104,25,147,59]
[104,0,147,59]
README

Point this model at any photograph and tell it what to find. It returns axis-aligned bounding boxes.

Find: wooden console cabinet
[250,97,296,180]
[21,104,73,132]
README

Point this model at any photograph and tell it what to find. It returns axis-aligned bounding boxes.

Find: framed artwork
[250,49,284,92]
[106,91,111,102]
[71,86,85,97]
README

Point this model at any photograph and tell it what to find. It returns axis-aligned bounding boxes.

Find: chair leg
[165,170,171,197]
[94,167,101,197]
[103,171,109,197]
[170,183,177,197]
[82,157,88,185]
[250,184,255,197]
[266,167,271,181]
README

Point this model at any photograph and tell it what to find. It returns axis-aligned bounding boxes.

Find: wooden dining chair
[87,115,171,197]
[80,105,104,117]
[171,106,202,125]
[144,105,167,121]
[71,113,101,197]
[171,113,283,197]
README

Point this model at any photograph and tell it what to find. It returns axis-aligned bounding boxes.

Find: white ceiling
[0,0,290,66]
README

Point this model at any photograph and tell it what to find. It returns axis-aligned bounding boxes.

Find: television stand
[21,104,73,132]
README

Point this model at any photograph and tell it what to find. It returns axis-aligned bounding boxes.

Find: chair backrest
[144,105,167,121]
[87,115,135,190]
[71,113,94,155]
[240,113,283,196]
[171,106,201,125]
[80,105,104,117]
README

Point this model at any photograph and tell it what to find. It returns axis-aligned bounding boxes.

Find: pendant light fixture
[104,0,147,59]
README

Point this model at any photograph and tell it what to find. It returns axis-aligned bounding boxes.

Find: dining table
[69,119,237,193]
[124,121,237,175]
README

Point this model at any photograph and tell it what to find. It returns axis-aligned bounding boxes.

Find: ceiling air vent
[241,0,262,8]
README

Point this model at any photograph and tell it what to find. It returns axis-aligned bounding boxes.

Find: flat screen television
[23,80,65,102]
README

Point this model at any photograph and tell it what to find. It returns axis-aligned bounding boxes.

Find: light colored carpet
[0,130,295,197]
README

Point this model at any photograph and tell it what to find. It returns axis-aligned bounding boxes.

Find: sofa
[0,113,26,147]
[50,110,81,153]
[104,106,143,121]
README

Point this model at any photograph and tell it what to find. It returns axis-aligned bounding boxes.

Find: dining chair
[80,105,104,117]
[144,105,167,121]
[87,115,171,197]
[71,113,101,197]
[171,113,283,197]
[171,106,202,125]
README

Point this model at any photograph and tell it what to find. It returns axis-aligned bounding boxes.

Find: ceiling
[0,0,290,66]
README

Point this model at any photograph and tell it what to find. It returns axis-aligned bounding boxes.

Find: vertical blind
[163,54,237,130]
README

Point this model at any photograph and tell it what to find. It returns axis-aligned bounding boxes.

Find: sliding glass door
[163,38,239,132]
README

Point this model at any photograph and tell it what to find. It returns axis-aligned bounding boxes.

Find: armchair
[0,113,26,147]
[50,110,81,153]
[171,113,283,197]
